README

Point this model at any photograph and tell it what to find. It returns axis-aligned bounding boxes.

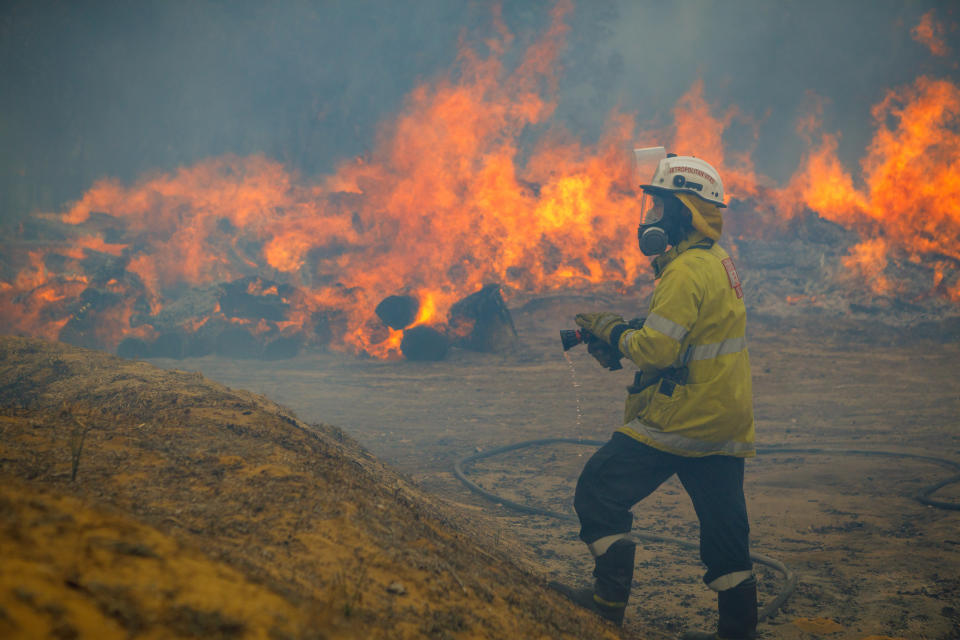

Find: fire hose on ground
[452,437,960,622]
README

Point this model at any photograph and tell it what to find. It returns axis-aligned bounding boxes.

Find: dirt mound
[0,335,627,640]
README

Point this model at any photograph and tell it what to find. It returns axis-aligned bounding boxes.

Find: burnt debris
[378,284,519,361]
[449,284,518,353]
[400,326,450,361]
[375,295,420,330]
[219,277,293,322]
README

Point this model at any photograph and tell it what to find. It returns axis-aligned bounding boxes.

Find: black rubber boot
[592,537,636,624]
[681,576,758,640]
[549,538,636,626]
[717,576,758,639]
[547,583,627,626]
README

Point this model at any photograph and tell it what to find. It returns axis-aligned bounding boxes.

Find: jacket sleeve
[619,260,704,370]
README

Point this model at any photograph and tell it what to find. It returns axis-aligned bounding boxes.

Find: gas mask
[637,192,686,256]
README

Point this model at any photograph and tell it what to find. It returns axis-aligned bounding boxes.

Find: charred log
[219,277,292,321]
[375,295,420,330]
[400,326,449,361]
[448,284,517,353]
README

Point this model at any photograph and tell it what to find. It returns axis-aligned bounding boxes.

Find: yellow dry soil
[0,480,303,639]
[0,336,625,640]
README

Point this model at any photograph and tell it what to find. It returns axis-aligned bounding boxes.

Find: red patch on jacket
[721,257,743,299]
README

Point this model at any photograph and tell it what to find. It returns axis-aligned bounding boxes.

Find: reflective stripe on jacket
[616,231,755,457]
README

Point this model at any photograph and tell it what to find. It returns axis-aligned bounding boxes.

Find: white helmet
[633,148,726,208]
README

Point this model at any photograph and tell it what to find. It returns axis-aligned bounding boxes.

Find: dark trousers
[574,432,751,586]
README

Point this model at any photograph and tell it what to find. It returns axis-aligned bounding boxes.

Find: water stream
[562,350,584,450]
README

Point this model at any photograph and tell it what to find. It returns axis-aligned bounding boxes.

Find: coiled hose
[453,438,960,621]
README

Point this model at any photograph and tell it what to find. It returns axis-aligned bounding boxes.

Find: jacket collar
[651,230,713,279]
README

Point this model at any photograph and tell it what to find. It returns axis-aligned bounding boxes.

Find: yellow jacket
[615,196,754,457]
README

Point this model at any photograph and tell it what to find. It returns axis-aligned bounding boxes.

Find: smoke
[2,0,956,227]
[3,0,960,356]
[0,0,474,222]
[557,1,960,182]
[912,9,953,57]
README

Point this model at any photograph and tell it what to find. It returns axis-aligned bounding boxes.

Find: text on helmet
[667,165,717,185]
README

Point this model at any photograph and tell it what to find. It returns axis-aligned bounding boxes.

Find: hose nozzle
[560,329,585,351]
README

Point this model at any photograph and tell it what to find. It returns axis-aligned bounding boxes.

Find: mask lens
[640,193,664,225]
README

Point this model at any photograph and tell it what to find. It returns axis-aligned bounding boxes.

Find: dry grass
[0,335,625,640]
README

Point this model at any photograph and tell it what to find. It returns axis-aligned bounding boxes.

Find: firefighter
[561,149,757,639]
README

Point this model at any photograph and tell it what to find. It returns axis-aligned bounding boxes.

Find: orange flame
[8,2,640,356]
[671,78,760,201]
[779,76,960,295]
[2,6,959,356]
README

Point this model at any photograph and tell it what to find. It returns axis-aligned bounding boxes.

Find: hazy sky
[2,0,957,225]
